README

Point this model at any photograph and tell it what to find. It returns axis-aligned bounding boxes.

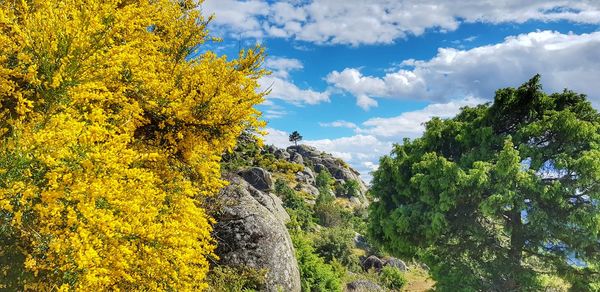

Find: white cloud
[327,30,600,108]
[265,97,482,182]
[259,57,330,111]
[319,120,358,129]
[203,1,600,46]
[264,56,303,79]
[358,97,484,138]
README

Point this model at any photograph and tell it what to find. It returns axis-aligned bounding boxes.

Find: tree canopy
[0,0,265,290]
[368,75,600,291]
[289,130,303,146]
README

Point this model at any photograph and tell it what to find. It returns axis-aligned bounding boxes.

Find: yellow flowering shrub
[0,0,265,290]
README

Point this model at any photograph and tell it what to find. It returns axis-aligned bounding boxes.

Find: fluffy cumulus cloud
[327,30,600,109]
[264,97,480,182]
[260,57,329,110]
[202,0,600,45]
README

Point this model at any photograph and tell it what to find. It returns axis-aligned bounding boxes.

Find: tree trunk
[505,207,524,291]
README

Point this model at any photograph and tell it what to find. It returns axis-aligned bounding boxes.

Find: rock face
[214,176,300,292]
[362,255,384,272]
[346,280,383,292]
[286,145,368,197]
[238,167,274,192]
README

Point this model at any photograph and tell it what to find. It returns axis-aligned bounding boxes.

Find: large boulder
[384,257,408,272]
[346,280,383,292]
[289,152,304,164]
[296,167,315,185]
[238,167,274,192]
[214,176,300,292]
[362,255,384,272]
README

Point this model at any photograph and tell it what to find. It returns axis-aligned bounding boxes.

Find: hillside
[204,134,434,291]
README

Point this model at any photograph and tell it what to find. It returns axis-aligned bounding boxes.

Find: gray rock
[274,149,290,160]
[214,176,300,292]
[287,145,321,159]
[362,255,384,272]
[294,183,320,197]
[290,152,304,164]
[296,167,315,185]
[353,233,370,250]
[287,145,368,197]
[314,163,327,173]
[346,280,383,292]
[238,167,273,191]
[385,257,408,272]
[349,196,363,206]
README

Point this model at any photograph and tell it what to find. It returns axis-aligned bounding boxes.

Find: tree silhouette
[289,131,303,146]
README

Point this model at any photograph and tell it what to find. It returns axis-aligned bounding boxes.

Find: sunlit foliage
[369,75,600,291]
[0,0,266,290]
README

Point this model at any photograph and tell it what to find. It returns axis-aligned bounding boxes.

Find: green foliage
[206,266,267,292]
[316,169,335,190]
[369,75,600,291]
[275,179,315,231]
[314,200,350,228]
[313,227,360,270]
[221,132,262,172]
[289,131,303,146]
[379,266,408,290]
[291,231,342,292]
[222,133,303,176]
[335,179,360,197]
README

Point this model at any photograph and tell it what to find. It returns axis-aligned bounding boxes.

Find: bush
[313,228,360,270]
[206,266,267,292]
[291,231,342,292]
[379,266,408,290]
[315,169,335,190]
[275,179,315,231]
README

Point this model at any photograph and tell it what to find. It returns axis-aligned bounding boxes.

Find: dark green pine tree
[368,75,600,291]
[289,131,303,146]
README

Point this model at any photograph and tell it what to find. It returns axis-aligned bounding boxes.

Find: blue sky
[201,1,600,182]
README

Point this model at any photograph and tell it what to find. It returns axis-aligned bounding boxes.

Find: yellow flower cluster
[0,0,265,290]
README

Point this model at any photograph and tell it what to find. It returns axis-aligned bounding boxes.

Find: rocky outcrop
[346,280,383,292]
[286,145,368,196]
[238,167,274,192]
[213,176,300,292]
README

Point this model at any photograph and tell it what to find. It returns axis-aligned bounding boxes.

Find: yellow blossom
[0,0,266,290]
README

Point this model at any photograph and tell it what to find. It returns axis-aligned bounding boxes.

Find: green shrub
[313,227,360,271]
[315,169,334,190]
[275,179,315,231]
[379,266,407,290]
[291,231,342,292]
[206,265,267,292]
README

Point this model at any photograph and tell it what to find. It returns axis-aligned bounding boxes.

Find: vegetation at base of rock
[206,266,267,292]
[379,266,408,290]
[276,178,316,231]
[369,75,600,291]
[313,227,360,270]
[0,0,267,290]
[292,230,343,292]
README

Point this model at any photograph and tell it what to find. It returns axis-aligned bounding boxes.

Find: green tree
[368,75,600,291]
[289,131,303,146]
